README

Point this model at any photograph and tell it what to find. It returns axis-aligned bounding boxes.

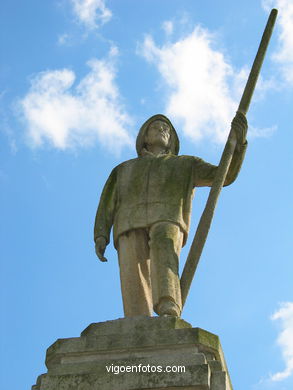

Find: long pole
[180,9,278,308]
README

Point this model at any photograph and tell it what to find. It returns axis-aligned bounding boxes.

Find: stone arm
[223,140,247,186]
[193,112,248,187]
[94,168,117,260]
[193,141,247,187]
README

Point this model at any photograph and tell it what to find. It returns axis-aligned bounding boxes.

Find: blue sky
[1,1,292,389]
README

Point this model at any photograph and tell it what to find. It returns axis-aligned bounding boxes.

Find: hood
[136,114,180,156]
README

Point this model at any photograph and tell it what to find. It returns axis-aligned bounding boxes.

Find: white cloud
[248,124,277,139]
[270,302,293,381]
[19,49,133,151]
[263,0,293,83]
[70,0,112,30]
[57,33,70,46]
[162,21,174,36]
[139,26,245,144]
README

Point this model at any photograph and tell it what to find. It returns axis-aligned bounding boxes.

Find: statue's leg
[149,222,183,317]
[117,229,153,317]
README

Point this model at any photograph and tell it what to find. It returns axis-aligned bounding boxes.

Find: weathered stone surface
[32,316,232,390]
[81,315,191,336]
[94,114,247,317]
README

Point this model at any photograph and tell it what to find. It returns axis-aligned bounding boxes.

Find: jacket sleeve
[193,141,247,187]
[192,157,218,187]
[223,141,247,186]
[94,167,117,245]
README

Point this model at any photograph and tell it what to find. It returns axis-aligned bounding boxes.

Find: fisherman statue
[94,9,277,318]
[94,113,246,317]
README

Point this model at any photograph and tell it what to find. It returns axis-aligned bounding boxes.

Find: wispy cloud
[263,0,293,83]
[270,302,293,381]
[138,17,279,144]
[19,48,133,152]
[70,0,112,30]
[162,21,174,36]
[249,124,277,139]
[139,24,247,144]
[57,33,71,46]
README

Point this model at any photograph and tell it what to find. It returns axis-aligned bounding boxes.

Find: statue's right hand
[95,237,108,262]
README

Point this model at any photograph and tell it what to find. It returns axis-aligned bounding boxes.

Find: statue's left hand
[231,111,248,147]
[95,236,108,262]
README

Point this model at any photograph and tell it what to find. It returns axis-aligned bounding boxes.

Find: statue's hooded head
[136,114,180,156]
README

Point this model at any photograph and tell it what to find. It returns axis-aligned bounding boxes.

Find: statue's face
[145,120,171,149]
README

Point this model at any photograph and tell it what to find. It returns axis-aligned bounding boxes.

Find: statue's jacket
[95,114,247,248]
[94,147,247,249]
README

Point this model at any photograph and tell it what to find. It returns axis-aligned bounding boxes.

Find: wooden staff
[180,9,278,307]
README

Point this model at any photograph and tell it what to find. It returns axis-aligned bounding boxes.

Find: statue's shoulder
[177,154,202,163]
[115,157,140,170]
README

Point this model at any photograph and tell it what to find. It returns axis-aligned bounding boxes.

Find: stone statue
[33,11,278,390]
[94,112,247,317]
[93,8,278,319]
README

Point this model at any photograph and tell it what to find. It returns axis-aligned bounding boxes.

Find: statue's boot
[157,298,181,317]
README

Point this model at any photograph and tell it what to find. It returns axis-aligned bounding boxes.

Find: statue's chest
[118,157,193,200]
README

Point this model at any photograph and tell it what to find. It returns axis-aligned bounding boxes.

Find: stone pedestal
[32,316,233,390]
